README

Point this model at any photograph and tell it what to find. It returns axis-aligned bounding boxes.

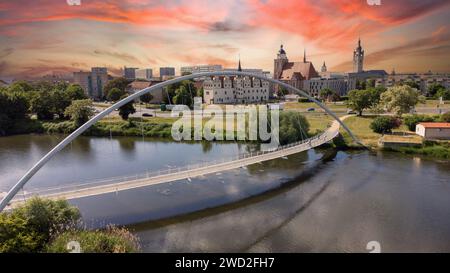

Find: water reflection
[128,151,450,253]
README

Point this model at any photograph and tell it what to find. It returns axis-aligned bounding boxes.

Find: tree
[103,77,130,99]
[29,90,56,120]
[278,111,310,145]
[355,79,366,90]
[3,91,29,120]
[319,88,333,101]
[163,80,197,104]
[65,84,87,101]
[435,88,450,100]
[118,95,136,120]
[173,85,192,105]
[367,79,376,88]
[380,85,424,116]
[427,83,445,97]
[64,99,94,127]
[347,89,372,116]
[370,116,401,134]
[403,114,435,131]
[404,79,420,90]
[0,197,80,253]
[276,86,289,98]
[0,90,29,135]
[52,89,71,119]
[8,80,33,93]
[139,93,153,105]
[107,87,125,102]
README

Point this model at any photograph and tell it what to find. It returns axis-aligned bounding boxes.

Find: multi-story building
[273,45,319,91]
[180,65,222,75]
[374,73,450,94]
[159,67,175,79]
[203,76,270,104]
[123,67,138,80]
[73,67,109,100]
[303,77,348,97]
[135,68,153,80]
[203,61,270,104]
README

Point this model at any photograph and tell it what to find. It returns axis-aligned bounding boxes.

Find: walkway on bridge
[7,117,346,209]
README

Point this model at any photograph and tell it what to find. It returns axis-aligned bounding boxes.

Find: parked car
[346,109,356,114]
[307,108,315,112]
[142,113,153,117]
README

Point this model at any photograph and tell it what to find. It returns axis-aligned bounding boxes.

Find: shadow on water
[128,149,338,232]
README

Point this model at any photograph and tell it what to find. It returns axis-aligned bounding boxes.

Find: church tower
[321,61,327,72]
[353,38,364,73]
[274,44,288,80]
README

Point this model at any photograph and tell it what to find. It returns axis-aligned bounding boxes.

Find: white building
[303,77,348,97]
[416,122,450,140]
[180,65,222,75]
[203,75,270,104]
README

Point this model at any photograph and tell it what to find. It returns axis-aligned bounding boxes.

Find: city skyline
[1,0,450,80]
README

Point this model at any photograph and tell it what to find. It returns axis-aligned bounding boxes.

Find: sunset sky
[0,0,449,80]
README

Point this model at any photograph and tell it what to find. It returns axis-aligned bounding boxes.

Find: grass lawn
[339,115,415,147]
[101,111,332,136]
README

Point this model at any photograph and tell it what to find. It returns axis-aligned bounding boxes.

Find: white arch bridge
[0,71,360,211]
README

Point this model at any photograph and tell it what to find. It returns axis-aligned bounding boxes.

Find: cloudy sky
[0,0,449,79]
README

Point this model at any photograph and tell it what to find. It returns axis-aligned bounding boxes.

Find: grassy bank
[384,142,450,160]
[339,115,450,160]
[6,112,332,139]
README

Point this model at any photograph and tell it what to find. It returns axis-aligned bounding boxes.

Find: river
[0,135,449,252]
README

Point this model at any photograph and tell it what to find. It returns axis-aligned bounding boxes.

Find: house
[415,122,450,140]
[127,80,165,104]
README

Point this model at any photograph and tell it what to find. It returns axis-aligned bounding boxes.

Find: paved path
[7,117,346,208]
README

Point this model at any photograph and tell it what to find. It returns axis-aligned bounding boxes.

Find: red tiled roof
[280,61,318,80]
[418,122,450,128]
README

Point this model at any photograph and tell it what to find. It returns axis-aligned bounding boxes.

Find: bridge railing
[11,128,338,202]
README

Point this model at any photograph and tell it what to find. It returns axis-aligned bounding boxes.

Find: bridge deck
[7,118,343,208]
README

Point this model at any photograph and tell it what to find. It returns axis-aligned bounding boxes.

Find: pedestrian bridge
[6,118,342,208]
[0,71,360,212]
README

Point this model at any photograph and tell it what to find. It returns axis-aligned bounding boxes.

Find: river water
[0,135,449,252]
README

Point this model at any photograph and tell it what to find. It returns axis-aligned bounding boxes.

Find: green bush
[0,197,80,253]
[370,116,401,134]
[403,114,436,131]
[46,225,140,253]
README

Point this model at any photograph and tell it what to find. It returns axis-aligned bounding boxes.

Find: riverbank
[338,115,450,160]
[4,111,330,140]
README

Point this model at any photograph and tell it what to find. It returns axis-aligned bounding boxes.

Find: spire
[321,61,327,72]
[238,55,242,72]
[278,44,286,55]
[303,48,306,63]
